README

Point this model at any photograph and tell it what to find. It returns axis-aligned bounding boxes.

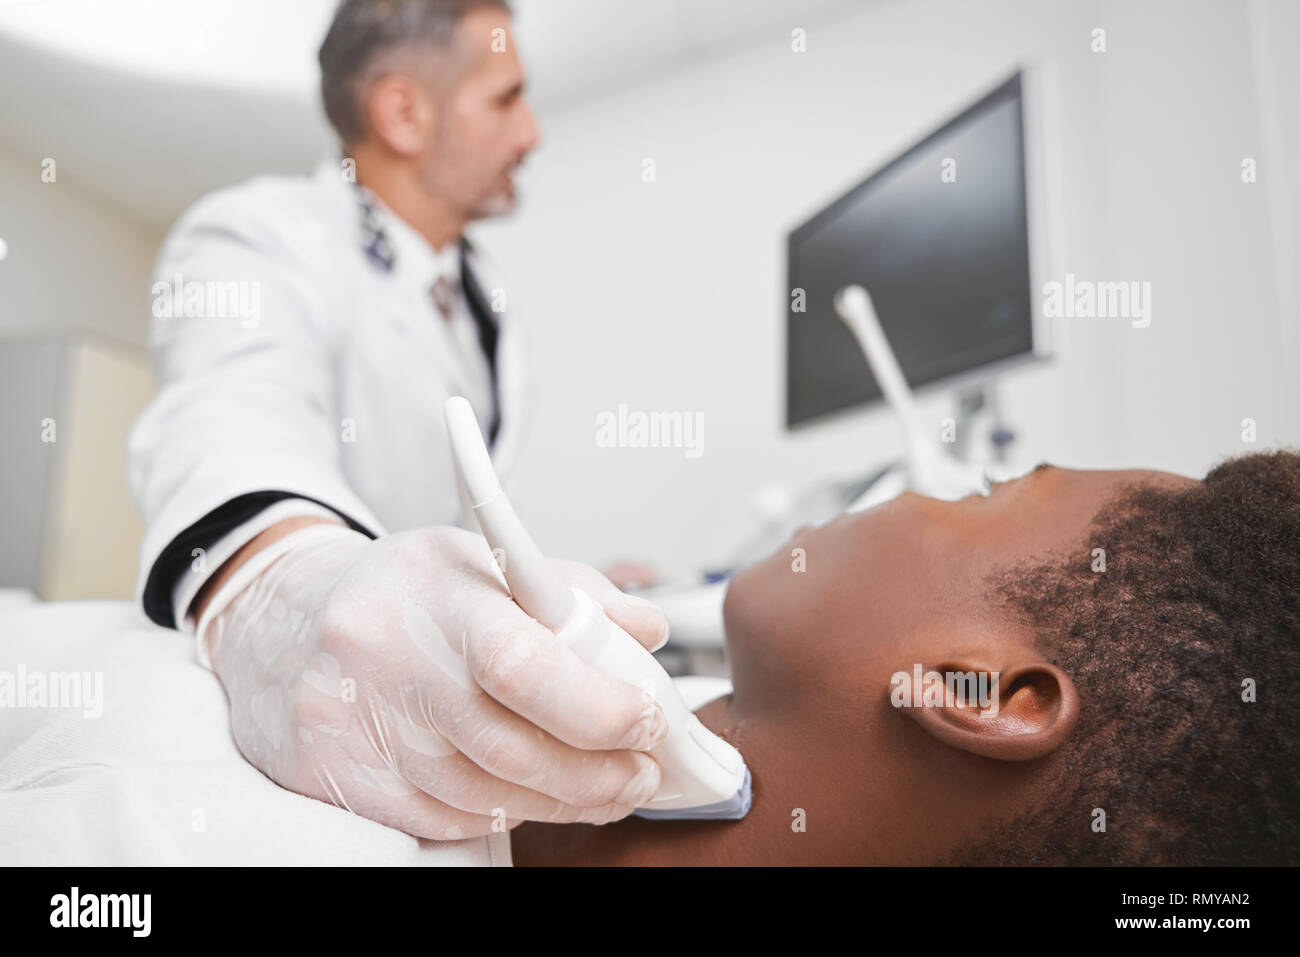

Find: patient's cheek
[720,568,757,648]
[723,551,794,642]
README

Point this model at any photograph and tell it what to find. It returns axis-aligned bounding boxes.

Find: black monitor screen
[786,72,1034,428]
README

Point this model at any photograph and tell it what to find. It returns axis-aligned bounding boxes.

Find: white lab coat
[127,159,529,618]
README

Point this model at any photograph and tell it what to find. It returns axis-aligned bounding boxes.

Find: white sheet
[0,600,734,866]
[0,601,509,866]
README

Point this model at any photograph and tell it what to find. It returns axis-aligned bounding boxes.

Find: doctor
[128,0,670,845]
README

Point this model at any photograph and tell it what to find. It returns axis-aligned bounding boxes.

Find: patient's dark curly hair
[958,450,1300,865]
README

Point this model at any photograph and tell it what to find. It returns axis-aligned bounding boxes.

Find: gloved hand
[196,522,672,840]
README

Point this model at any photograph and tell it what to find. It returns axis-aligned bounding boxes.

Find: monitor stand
[833,284,993,512]
[951,382,1016,467]
[636,290,1022,653]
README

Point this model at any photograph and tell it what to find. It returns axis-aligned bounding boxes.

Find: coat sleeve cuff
[140,490,379,630]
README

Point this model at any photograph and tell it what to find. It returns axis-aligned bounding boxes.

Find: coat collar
[331,161,461,291]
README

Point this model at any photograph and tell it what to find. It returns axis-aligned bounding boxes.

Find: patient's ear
[897,659,1079,761]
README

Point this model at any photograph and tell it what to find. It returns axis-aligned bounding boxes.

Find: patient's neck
[511,695,784,866]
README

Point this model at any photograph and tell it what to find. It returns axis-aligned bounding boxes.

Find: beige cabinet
[0,336,154,600]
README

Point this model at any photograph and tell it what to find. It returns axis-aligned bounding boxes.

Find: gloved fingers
[346,785,520,842]
[460,597,669,753]
[551,558,670,653]
[293,741,516,841]
[404,679,664,809]
[391,742,643,824]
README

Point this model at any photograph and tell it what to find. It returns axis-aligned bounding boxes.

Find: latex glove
[603,561,659,590]
[196,522,672,840]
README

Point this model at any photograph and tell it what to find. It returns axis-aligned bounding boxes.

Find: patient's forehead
[831,466,1196,585]
[721,466,1200,704]
[726,466,1198,647]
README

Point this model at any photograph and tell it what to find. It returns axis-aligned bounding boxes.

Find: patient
[513,450,1300,865]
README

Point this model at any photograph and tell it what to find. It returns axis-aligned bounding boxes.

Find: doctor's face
[425,6,540,219]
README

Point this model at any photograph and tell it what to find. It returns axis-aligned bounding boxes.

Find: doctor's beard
[470,187,517,218]
[466,167,520,219]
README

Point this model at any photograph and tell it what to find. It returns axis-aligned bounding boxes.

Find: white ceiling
[0,0,861,230]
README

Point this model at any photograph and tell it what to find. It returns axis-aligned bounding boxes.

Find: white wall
[0,141,160,598]
[474,0,1297,578]
[0,142,160,344]
[1248,0,1300,425]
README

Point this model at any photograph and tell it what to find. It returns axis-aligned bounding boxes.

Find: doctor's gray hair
[319,0,512,146]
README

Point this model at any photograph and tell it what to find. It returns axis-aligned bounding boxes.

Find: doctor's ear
[365,74,437,156]
[895,660,1079,761]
